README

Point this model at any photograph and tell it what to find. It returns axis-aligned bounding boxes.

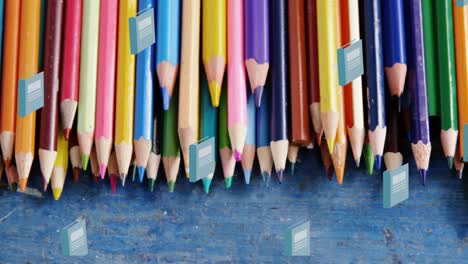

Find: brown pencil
[108,151,119,194]
[39,0,64,189]
[68,123,81,183]
[383,99,402,171]
[320,137,334,181]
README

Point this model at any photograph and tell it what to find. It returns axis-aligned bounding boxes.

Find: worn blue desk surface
[0,144,467,263]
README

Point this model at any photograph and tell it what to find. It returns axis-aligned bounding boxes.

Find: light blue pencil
[156,0,181,110]
[134,0,156,182]
[242,89,256,184]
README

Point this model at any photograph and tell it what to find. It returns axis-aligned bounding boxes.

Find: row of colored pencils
[0,0,466,199]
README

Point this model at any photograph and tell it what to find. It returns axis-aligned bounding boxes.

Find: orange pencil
[16,0,41,191]
[453,1,468,161]
[0,1,21,168]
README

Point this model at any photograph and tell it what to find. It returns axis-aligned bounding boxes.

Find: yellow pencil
[51,129,69,200]
[178,0,200,178]
[316,0,340,153]
[202,0,226,107]
[115,0,137,185]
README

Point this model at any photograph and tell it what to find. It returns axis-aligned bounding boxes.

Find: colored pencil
[39,0,64,189]
[203,0,226,107]
[60,0,82,139]
[77,0,100,171]
[332,3,347,184]
[382,0,407,98]
[317,0,340,154]
[156,0,180,110]
[0,0,21,168]
[306,0,322,145]
[406,0,431,185]
[16,0,41,191]
[178,0,200,178]
[147,93,162,192]
[288,0,311,150]
[38,0,46,69]
[421,0,439,116]
[115,0,137,184]
[219,81,236,188]
[51,128,68,200]
[199,68,218,193]
[95,0,118,179]
[383,99,402,171]
[245,0,269,107]
[108,151,118,194]
[163,89,181,192]
[340,0,365,166]
[0,1,4,86]
[320,138,334,180]
[436,0,458,169]
[134,0,156,182]
[269,0,289,183]
[69,123,81,182]
[453,0,468,162]
[227,0,248,162]
[364,0,387,171]
[256,87,273,184]
[242,90,256,184]
[359,0,375,176]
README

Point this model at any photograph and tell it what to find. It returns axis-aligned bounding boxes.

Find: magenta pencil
[95,0,118,178]
[227,0,248,161]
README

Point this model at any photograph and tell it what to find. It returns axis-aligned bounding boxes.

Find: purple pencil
[406,0,431,185]
[244,0,270,107]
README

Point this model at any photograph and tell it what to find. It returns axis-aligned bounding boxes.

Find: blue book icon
[61,218,88,256]
[383,164,409,208]
[284,220,310,256]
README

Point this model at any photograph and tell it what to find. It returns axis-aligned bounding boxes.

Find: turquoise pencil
[242,89,256,184]
[134,0,156,182]
[199,68,218,193]
[156,0,181,110]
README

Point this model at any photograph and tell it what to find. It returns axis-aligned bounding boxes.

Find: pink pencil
[227,0,247,161]
[60,0,82,140]
[95,0,118,179]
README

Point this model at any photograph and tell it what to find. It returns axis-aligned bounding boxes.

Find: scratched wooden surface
[0,141,467,263]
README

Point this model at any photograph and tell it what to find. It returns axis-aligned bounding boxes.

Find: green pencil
[421,0,439,116]
[219,81,235,189]
[163,88,181,192]
[199,68,218,193]
[436,0,458,169]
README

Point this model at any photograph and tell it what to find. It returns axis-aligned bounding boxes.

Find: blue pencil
[364,0,386,171]
[242,89,256,184]
[269,0,289,183]
[134,0,156,182]
[256,86,272,184]
[199,67,218,193]
[382,0,407,99]
[156,0,181,111]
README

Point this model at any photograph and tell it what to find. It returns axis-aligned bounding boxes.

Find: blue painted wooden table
[0,143,467,263]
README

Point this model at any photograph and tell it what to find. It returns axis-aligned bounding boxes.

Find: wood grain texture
[0,145,466,262]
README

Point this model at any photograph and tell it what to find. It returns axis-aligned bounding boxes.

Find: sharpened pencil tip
[19,179,27,192]
[244,170,251,184]
[208,82,221,107]
[73,168,80,183]
[375,155,382,171]
[253,86,264,107]
[225,177,233,189]
[234,150,242,161]
[63,128,71,141]
[109,175,117,194]
[277,169,284,183]
[11,183,18,193]
[99,164,107,180]
[168,181,175,192]
[447,157,454,170]
[161,87,171,110]
[264,172,271,186]
[355,159,360,168]
[52,188,62,200]
[138,166,145,183]
[131,165,137,182]
[419,170,427,186]
[81,155,90,171]
[202,178,212,194]
[120,174,127,187]
[149,179,155,192]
